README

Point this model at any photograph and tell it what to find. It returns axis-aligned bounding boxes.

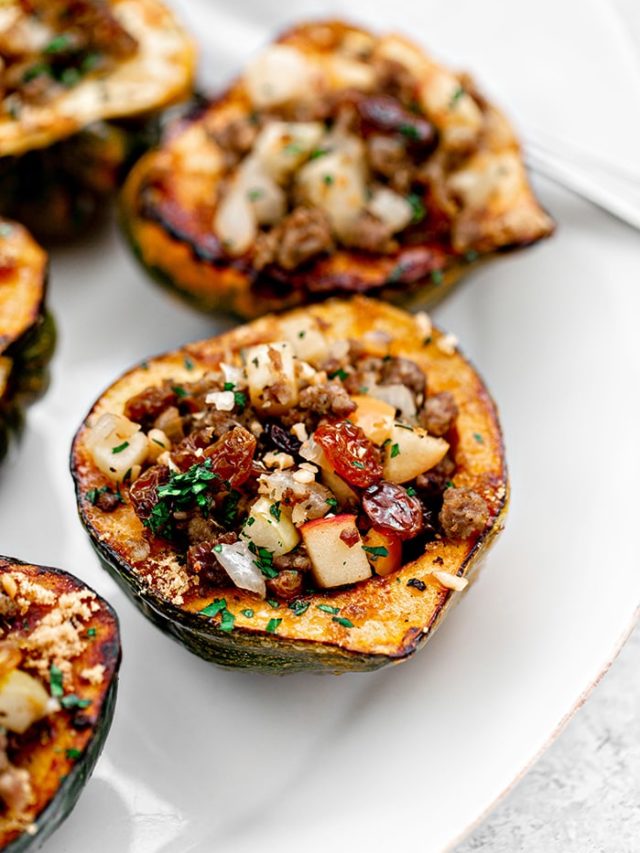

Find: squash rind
[0,558,121,850]
[71,297,508,673]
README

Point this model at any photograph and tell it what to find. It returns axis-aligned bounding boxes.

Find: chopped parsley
[45,34,72,54]
[269,502,282,523]
[390,443,400,458]
[61,695,92,710]
[86,628,97,638]
[395,423,414,431]
[49,664,64,698]
[248,542,278,578]
[234,391,247,412]
[328,368,348,381]
[351,460,365,470]
[389,262,407,283]
[213,544,223,553]
[323,174,334,186]
[247,188,264,201]
[219,609,235,633]
[284,142,303,155]
[65,748,82,760]
[146,459,219,536]
[298,330,306,338]
[399,123,420,140]
[221,490,241,526]
[289,600,310,616]
[326,497,338,510]
[407,192,426,223]
[266,599,280,609]
[362,545,389,559]
[473,433,484,444]
[406,486,417,497]
[23,63,51,83]
[449,85,465,108]
[332,616,354,628]
[85,486,123,506]
[184,356,195,371]
[465,249,480,263]
[445,480,455,489]
[241,609,254,618]
[316,604,340,615]
[266,618,282,633]
[431,269,444,286]
[200,598,226,617]
[171,385,188,398]
[111,441,129,454]
[309,147,330,160]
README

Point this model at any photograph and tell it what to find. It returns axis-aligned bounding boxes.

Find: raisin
[205,426,257,488]
[362,481,423,540]
[314,420,382,488]
[264,421,302,456]
[171,428,215,471]
[266,569,305,601]
[128,465,169,521]
[124,384,177,428]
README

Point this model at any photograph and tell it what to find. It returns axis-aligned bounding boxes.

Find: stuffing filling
[0,567,105,834]
[207,24,531,271]
[86,314,490,603]
[0,0,138,117]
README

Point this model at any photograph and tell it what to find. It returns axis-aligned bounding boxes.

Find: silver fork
[525,127,640,230]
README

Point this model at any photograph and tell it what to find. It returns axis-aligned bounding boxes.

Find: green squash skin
[3,677,119,853]
[1,310,56,462]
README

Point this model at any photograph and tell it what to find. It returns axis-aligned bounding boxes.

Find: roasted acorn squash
[71,297,508,673]
[0,556,120,850]
[121,19,553,318]
[0,0,195,240]
[0,220,54,461]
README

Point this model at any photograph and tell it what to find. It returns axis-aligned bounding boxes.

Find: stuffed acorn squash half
[71,297,508,674]
[0,556,120,851]
[0,0,196,239]
[122,19,553,318]
[0,219,54,461]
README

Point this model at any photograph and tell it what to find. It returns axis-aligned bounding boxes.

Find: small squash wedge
[121,19,553,318]
[0,220,54,461]
[0,0,196,158]
[71,297,508,674]
[0,556,120,850]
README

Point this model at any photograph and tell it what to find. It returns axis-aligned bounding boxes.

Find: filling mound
[0,567,107,836]
[0,0,138,117]
[85,313,489,603]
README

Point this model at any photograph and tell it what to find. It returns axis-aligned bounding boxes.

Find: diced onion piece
[244,341,298,414]
[213,180,257,256]
[253,122,325,183]
[418,69,483,148]
[350,395,395,445]
[370,384,417,419]
[244,45,318,109]
[259,469,331,521]
[216,540,266,599]
[244,496,299,557]
[296,137,367,239]
[86,413,148,483]
[368,187,413,233]
[0,669,50,734]
[278,314,329,366]
[320,467,358,508]
[147,428,171,462]
[220,362,244,387]
[205,390,235,411]
[383,424,449,483]
[447,151,522,210]
[300,514,371,589]
[324,55,376,90]
[236,154,286,225]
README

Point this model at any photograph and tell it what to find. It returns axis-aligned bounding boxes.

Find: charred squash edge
[70,297,508,673]
[0,557,121,852]
[0,222,55,461]
[0,0,196,158]
[120,19,554,319]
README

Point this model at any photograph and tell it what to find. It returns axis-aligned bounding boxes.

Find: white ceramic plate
[1,3,640,852]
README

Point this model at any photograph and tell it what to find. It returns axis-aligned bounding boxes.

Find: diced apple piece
[362,528,402,577]
[383,424,449,484]
[245,45,318,110]
[0,669,51,734]
[350,395,395,445]
[245,341,298,415]
[300,514,372,589]
[244,497,300,557]
[279,314,329,366]
[320,467,359,508]
[86,412,148,483]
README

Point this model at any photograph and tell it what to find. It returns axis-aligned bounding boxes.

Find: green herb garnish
[86,628,97,638]
[431,270,444,286]
[351,460,365,470]
[390,443,400,458]
[61,695,92,710]
[328,368,348,381]
[234,391,247,412]
[184,356,195,371]
[309,148,330,160]
[267,599,280,609]
[323,174,334,186]
[146,459,219,536]
[473,433,484,444]
[316,604,340,615]
[332,616,354,628]
[241,609,254,618]
[289,600,310,616]
[49,664,64,698]
[269,502,282,523]
[111,441,129,454]
[399,123,420,140]
[219,609,235,633]
[200,598,226,617]
[362,545,389,559]
[248,542,278,578]
[326,497,338,510]
[45,34,72,54]
[171,385,188,398]
[266,618,282,633]
[406,486,417,496]
[65,748,82,760]
[407,193,426,223]
[449,85,465,108]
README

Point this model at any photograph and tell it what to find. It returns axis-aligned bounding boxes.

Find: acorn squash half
[121,18,553,318]
[71,297,508,674]
[0,556,120,851]
[0,220,55,461]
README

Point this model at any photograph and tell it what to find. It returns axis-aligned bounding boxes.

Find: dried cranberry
[205,426,256,488]
[129,465,169,521]
[264,421,302,455]
[362,481,423,540]
[314,421,382,488]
